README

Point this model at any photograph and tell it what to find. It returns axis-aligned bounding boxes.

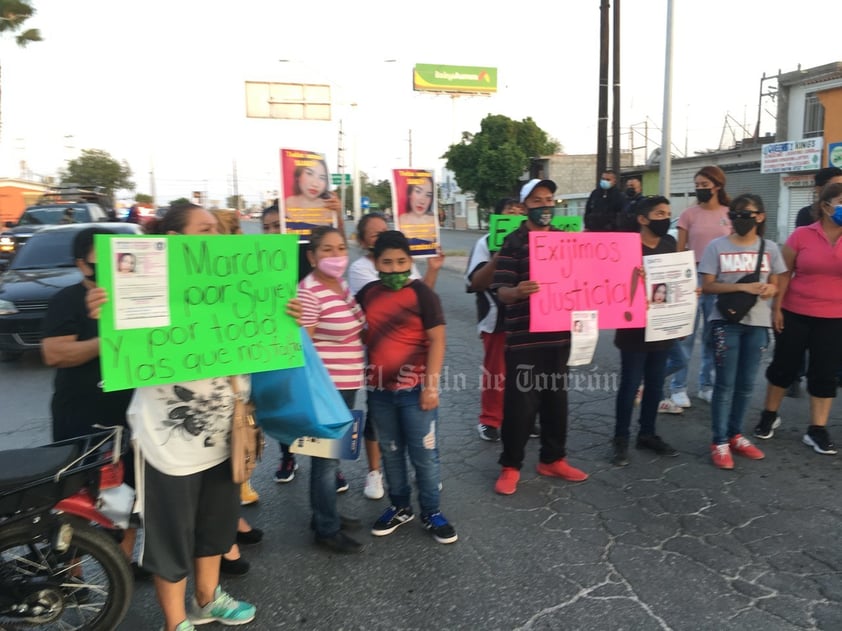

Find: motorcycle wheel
[0,516,133,630]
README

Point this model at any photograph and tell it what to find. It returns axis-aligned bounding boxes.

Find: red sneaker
[494,467,520,495]
[711,443,734,469]
[729,435,765,460]
[536,458,588,482]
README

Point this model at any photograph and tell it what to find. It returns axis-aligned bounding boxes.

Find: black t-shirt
[613,235,676,352]
[795,204,816,228]
[42,283,133,439]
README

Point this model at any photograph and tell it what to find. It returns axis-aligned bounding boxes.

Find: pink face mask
[316,255,348,278]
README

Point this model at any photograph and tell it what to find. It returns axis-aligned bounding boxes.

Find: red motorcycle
[0,428,134,630]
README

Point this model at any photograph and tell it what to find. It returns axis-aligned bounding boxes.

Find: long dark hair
[146,202,204,235]
[695,165,730,206]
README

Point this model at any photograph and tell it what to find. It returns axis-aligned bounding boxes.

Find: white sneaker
[698,388,713,404]
[670,391,691,408]
[363,470,385,500]
[657,399,684,414]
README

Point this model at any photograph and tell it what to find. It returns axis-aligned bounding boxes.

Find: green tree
[227,194,244,210]
[343,173,392,214]
[0,0,42,139]
[61,149,134,199]
[363,175,392,211]
[442,114,560,211]
[170,197,190,207]
[135,193,153,204]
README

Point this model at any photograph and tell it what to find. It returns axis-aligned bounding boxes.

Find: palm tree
[0,0,41,139]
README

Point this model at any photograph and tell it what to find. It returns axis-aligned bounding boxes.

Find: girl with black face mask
[698,194,785,470]
[611,196,681,467]
[668,166,732,410]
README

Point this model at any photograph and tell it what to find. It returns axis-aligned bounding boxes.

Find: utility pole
[659,0,675,197]
[611,0,621,175]
[596,1,610,183]
[338,119,347,218]
[149,164,157,205]
[232,159,240,211]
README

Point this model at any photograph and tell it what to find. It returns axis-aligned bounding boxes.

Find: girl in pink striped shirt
[298,226,367,553]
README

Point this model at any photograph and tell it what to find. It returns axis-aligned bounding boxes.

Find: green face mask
[379,270,411,290]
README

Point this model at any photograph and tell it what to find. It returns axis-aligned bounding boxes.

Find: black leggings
[766,309,842,398]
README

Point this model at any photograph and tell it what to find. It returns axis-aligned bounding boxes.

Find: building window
[803,92,824,138]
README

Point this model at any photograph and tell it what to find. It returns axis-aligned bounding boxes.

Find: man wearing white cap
[490,179,589,495]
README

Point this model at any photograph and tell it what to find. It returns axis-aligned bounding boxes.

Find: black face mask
[646,218,671,237]
[731,216,756,237]
[696,188,714,204]
[626,187,637,198]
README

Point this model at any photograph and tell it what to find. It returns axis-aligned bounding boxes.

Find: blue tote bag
[251,329,354,445]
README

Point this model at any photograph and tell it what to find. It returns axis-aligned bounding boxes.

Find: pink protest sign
[528,231,644,331]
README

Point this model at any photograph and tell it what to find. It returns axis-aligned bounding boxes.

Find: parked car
[0,222,142,360]
[0,202,112,270]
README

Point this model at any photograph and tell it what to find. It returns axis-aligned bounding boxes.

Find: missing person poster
[280,148,337,242]
[392,168,440,257]
[643,250,698,342]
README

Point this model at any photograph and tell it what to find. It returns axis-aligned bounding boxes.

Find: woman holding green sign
[86,202,302,631]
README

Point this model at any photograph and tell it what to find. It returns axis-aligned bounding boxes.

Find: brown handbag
[229,377,264,484]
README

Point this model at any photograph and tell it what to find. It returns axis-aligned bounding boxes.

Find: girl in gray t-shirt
[698,194,787,470]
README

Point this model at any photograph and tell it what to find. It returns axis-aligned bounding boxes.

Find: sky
[0,0,840,207]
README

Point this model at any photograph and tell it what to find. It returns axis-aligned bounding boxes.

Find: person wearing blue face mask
[491,179,588,495]
[755,182,842,456]
[584,169,627,232]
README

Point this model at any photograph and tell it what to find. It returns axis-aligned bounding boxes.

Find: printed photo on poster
[280,148,337,242]
[392,168,440,257]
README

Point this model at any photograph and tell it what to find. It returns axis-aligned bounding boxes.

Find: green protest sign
[488,214,583,251]
[96,234,303,391]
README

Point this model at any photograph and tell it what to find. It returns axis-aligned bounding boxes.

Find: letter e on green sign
[488,214,582,251]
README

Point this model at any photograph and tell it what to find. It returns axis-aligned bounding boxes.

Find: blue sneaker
[421,511,458,544]
[188,585,255,626]
[371,505,414,536]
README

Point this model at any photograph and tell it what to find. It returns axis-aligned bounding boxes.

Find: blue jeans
[367,387,440,516]
[311,389,356,537]
[615,349,670,439]
[710,322,766,444]
[670,278,715,393]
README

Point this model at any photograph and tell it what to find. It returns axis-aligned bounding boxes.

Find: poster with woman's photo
[643,250,697,342]
[391,168,440,257]
[280,148,337,242]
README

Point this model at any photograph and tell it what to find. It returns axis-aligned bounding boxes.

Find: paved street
[1,227,842,630]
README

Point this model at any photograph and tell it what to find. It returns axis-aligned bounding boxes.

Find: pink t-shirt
[298,273,366,390]
[676,204,731,263]
[782,222,842,318]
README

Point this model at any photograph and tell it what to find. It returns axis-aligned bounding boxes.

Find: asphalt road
[1,225,841,630]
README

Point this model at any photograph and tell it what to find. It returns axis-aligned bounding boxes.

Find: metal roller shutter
[786,188,815,237]
[723,170,781,242]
